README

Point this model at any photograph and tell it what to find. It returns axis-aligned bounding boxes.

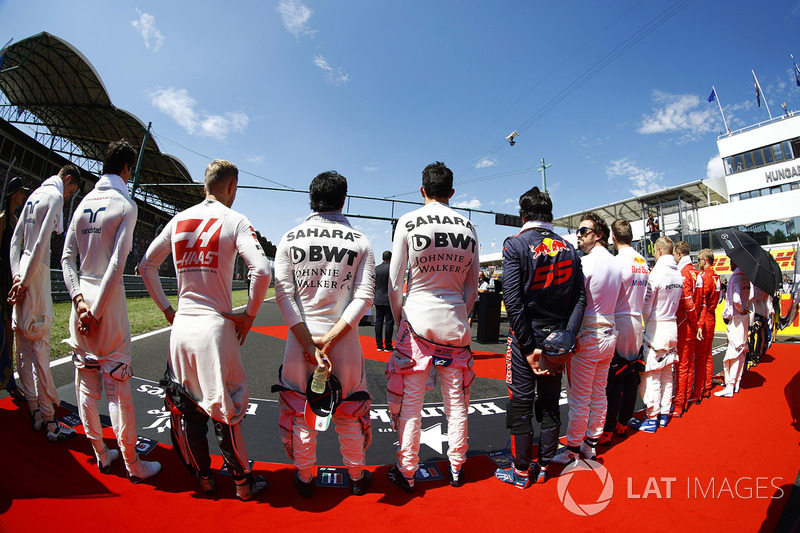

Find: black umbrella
[714,229,781,295]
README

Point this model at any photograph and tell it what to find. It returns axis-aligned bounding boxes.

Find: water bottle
[311,359,329,394]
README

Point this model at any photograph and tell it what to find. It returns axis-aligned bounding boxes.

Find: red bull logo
[634,256,646,265]
[530,238,568,259]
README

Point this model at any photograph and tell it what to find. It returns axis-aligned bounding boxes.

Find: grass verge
[47,289,274,361]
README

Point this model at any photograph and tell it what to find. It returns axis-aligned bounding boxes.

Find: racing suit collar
[305,210,352,227]
[41,175,64,195]
[520,220,554,232]
[95,174,132,200]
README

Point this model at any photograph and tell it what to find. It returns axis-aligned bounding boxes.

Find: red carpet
[1,343,798,532]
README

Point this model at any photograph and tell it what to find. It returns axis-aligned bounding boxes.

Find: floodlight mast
[537,158,551,193]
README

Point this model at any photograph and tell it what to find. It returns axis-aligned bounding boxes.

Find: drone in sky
[505,131,519,146]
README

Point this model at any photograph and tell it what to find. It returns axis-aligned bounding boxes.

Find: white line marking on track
[33,297,276,372]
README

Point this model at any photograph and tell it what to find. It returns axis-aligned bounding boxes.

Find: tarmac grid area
[51,299,728,466]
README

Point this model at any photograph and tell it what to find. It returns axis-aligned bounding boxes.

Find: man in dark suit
[374,251,394,351]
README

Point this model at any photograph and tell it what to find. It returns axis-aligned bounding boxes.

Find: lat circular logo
[556,458,614,516]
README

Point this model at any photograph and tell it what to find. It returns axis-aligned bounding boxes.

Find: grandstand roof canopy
[552,178,728,231]
[0,31,204,210]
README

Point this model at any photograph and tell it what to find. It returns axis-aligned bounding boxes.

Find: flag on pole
[793,54,800,87]
[754,76,761,107]
[707,88,716,102]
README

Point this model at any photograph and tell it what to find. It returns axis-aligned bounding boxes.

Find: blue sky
[2,0,800,257]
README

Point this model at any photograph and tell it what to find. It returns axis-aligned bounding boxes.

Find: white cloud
[148,88,248,140]
[706,154,724,179]
[362,165,379,172]
[452,198,482,209]
[313,54,350,85]
[606,158,666,197]
[246,155,265,165]
[131,10,165,52]
[637,90,717,140]
[475,157,496,169]
[277,0,316,37]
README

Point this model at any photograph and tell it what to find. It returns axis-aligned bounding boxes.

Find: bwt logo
[174,217,223,269]
[291,245,358,266]
[557,459,614,516]
[412,232,475,252]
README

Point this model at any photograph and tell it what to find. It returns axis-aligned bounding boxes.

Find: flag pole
[792,54,800,87]
[752,69,773,119]
[711,86,729,132]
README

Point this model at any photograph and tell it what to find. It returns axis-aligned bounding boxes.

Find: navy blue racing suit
[502,222,586,470]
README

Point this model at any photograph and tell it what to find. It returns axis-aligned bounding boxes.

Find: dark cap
[6,177,29,197]
[539,330,577,373]
[304,372,342,431]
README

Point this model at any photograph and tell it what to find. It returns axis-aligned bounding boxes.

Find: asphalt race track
[49,298,728,467]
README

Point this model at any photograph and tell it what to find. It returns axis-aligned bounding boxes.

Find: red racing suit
[692,266,720,399]
[673,256,698,414]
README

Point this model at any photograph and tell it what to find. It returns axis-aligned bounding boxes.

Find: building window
[724,157,733,175]
[774,143,786,162]
[730,193,740,201]
[782,141,794,160]
[740,191,751,200]
[771,186,782,195]
[763,147,774,164]
[751,189,761,198]
[753,150,765,167]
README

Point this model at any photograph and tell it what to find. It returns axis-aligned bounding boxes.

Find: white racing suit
[62,174,139,464]
[565,245,620,447]
[638,254,682,419]
[10,176,64,420]
[722,268,751,391]
[605,246,649,433]
[274,211,375,482]
[139,199,271,481]
[387,201,479,479]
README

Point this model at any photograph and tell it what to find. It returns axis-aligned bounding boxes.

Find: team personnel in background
[672,241,698,417]
[494,187,585,488]
[62,140,160,482]
[140,159,271,500]
[599,219,648,445]
[8,164,81,441]
[748,283,770,366]
[635,237,682,432]
[553,212,620,464]
[692,248,720,402]
[716,261,751,397]
[468,271,490,328]
[1,177,28,399]
[386,162,479,492]
[374,251,394,352]
[274,171,375,498]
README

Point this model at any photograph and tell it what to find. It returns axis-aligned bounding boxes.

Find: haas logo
[174,217,223,269]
